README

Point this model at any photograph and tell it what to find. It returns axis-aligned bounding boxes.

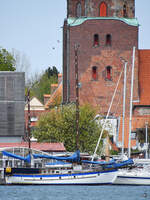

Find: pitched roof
[137,50,150,105]
[25,97,45,111]
[45,82,62,109]
[0,142,66,152]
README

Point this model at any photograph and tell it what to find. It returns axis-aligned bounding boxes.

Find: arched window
[93,34,99,47]
[106,34,111,46]
[99,2,107,17]
[76,2,82,17]
[106,66,112,80]
[123,4,127,18]
[92,66,97,80]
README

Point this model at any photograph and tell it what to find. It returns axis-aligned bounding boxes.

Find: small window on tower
[99,2,107,17]
[106,34,111,46]
[123,4,127,18]
[93,34,99,47]
[76,2,82,17]
[92,66,97,80]
[106,66,112,80]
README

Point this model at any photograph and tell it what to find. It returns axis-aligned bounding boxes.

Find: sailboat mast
[121,61,127,155]
[27,88,31,152]
[74,44,80,150]
[128,46,136,158]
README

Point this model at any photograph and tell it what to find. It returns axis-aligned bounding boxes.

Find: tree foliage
[33,104,104,154]
[26,66,59,102]
[0,47,16,71]
[136,127,150,144]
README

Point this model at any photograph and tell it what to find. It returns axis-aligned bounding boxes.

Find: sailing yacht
[113,47,150,185]
[3,150,118,185]
[3,45,117,185]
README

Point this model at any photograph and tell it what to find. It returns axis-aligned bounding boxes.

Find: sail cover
[81,159,116,165]
[45,161,72,168]
[2,151,31,163]
[105,158,134,168]
[33,150,80,162]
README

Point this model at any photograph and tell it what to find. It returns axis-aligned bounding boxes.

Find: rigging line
[91,67,124,161]
[113,61,131,116]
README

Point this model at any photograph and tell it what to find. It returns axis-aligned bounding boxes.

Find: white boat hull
[114,175,150,185]
[5,170,117,185]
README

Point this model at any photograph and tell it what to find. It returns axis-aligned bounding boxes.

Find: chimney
[51,84,58,94]
[58,73,62,84]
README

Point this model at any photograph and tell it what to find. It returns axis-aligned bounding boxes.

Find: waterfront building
[0,72,25,143]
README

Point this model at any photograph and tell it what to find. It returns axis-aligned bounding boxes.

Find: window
[92,66,97,80]
[106,66,112,80]
[93,34,99,46]
[123,4,127,18]
[99,2,107,17]
[76,2,82,17]
[106,34,111,46]
[31,116,38,122]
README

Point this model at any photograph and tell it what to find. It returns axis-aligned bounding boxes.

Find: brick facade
[67,0,135,18]
[63,0,150,149]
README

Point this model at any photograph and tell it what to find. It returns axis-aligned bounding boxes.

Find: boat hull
[5,170,117,185]
[114,175,150,185]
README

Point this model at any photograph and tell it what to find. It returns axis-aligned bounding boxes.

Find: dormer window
[76,2,82,17]
[99,2,107,17]
[93,34,99,47]
[92,66,97,80]
[106,34,111,46]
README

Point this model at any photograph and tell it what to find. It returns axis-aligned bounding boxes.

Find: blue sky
[0,0,149,78]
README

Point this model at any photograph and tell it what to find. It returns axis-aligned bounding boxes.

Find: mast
[74,44,80,150]
[128,46,136,158]
[27,88,31,152]
[121,60,127,155]
[145,122,148,159]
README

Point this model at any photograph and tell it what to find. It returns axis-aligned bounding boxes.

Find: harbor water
[0,185,149,200]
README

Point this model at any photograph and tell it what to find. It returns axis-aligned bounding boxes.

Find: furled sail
[33,150,80,162]
[2,151,31,163]
[105,158,134,168]
[81,159,116,165]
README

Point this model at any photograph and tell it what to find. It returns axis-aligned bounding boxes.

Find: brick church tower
[62,0,150,150]
[63,0,139,116]
[63,0,139,120]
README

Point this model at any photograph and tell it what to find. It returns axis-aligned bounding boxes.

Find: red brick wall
[67,0,135,18]
[64,19,139,116]
[24,110,49,129]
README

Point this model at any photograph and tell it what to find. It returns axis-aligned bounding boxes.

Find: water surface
[0,185,149,200]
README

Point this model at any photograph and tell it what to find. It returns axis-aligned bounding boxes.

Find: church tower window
[93,34,99,47]
[123,4,127,18]
[76,2,82,17]
[106,34,112,46]
[92,66,97,80]
[106,66,112,80]
[99,2,107,17]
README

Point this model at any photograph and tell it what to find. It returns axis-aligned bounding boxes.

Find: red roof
[137,50,150,105]
[0,142,66,152]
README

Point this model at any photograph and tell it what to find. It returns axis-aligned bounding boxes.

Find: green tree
[0,48,16,71]
[33,104,104,154]
[136,127,150,144]
[46,66,59,78]
[27,66,59,102]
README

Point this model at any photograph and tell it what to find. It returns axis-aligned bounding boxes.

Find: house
[24,96,46,131]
